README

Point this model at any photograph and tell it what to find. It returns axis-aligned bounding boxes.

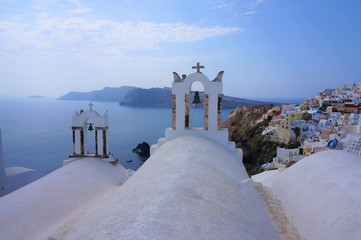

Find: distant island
[58,86,137,102]
[59,86,276,108]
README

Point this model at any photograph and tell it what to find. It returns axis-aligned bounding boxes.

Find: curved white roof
[53,135,279,239]
[269,150,361,240]
[0,158,128,240]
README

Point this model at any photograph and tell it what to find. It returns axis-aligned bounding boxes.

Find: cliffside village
[260,83,361,169]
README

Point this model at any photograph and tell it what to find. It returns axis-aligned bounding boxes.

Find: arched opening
[70,106,109,158]
[85,118,96,155]
[188,81,205,129]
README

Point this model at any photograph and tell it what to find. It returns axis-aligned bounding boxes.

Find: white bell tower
[171,62,224,131]
[151,63,241,158]
[70,103,109,158]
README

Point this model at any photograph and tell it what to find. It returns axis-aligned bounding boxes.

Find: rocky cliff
[222,104,280,175]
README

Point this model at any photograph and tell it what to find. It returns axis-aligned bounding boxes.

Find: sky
[1,0,361,99]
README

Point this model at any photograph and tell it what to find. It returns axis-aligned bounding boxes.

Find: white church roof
[268,150,361,240]
[49,135,279,240]
[0,157,129,240]
[1,167,45,197]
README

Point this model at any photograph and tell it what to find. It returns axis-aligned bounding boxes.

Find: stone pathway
[254,182,301,240]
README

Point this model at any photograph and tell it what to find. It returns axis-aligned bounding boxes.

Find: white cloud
[0,17,241,53]
[210,0,265,20]
[241,0,264,17]
[67,7,91,14]
[65,0,92,14]
[243,10,257,15]
[250,0,264,10]
[214,1,237,10]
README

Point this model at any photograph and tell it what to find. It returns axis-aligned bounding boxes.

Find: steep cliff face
[222,104,280,175]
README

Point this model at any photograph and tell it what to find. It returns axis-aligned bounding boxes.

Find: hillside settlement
[255,83,361,169]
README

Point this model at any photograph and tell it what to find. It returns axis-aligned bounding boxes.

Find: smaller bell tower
[70,103,109,158]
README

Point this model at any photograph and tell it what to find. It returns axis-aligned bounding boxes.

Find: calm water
[0,98,232,174]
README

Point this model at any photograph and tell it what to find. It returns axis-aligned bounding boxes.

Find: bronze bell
[192,91,202,106]
[88,123,94,131]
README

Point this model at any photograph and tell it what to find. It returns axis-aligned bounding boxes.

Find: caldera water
[0,97,233,174]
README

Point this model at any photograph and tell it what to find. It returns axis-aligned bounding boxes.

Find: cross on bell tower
[88,102,94,111]
[192,62,204,73]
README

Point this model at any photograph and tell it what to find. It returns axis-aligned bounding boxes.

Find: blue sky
[1,0,361,99]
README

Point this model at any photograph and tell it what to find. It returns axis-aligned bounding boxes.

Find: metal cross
[88,102,94,111]
[192,62,205,73]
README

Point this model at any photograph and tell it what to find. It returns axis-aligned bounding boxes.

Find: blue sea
[0,97,233,174]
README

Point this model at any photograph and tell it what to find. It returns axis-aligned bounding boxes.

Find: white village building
[349,113,360,125]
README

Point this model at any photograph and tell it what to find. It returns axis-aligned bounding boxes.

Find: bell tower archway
[187,81,205,129]
[151,63,242,159]
[171,62,223,131]
[70,103,109,158]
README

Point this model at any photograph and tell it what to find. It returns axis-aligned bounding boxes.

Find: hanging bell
[88,123,94,131]
[192,91,202,106]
